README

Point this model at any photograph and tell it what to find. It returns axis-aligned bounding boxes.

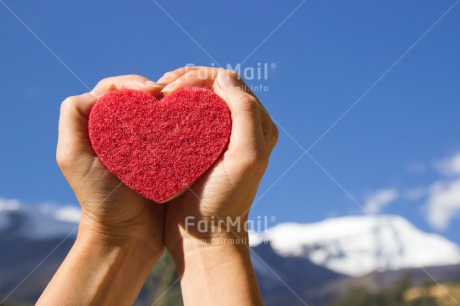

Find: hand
[39,75,167,306]
[56,74,165,258]
[158,67,278,260]
[158,67,277,306]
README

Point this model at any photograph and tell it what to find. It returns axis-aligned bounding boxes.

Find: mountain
[0,200,78,304]
[250,215,460,276]
[252,242,460,306]
[1,200,460,305]
[0,199,80,240]
[251,242,345,306]
[317,263,460,299]
[0,233,74,303]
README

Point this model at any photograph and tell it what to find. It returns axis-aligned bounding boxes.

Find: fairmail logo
[185,62,276,92]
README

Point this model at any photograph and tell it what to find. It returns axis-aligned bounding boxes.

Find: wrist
[181,230,250,249]
[39,228,162,306]
[170,226,251,272]
[165,212,252,269]
[171,230,263,306]
[77,220,164,263]
[76,229,163,265]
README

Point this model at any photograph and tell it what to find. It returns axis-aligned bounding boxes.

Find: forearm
[173,233,264,306]
[37,229,161,306]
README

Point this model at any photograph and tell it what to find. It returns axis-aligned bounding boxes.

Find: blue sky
[1,1,459,243]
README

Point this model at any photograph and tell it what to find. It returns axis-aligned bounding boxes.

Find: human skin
[37,76,166,306]
[38,68,278,306]
[158,67,278,306]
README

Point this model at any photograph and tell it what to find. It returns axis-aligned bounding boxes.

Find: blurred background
[1,1,460,305]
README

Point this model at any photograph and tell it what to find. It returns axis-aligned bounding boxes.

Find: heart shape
[88,88,231,203]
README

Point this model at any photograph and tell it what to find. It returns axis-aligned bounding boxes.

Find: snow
[0,198,21,211]
[0,200,79,239]
[1,198,459,277]
[25,206,78,239]
[263,215,460,276]
[0,198,21,230]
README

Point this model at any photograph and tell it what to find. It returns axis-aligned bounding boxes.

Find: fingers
[57,92,98,171]
[91,74,163,97]
[57,69,278,179]
[157,66,217,86]
[160,67,279,154]
[159,68,268,158]
[213,70,268,164]
[57,75,164,171]
[235,83,278,154]
[161,68,222,94]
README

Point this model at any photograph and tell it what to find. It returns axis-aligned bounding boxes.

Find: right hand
[157,67,279,261]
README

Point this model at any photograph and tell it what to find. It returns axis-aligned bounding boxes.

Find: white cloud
[404,187,426,201]
[0,198,20,211]
[364,188,399,214]
[422,152,460,230]
[0,197,80,238]
[427,178,460,230]
[435,153,460,177]
[54,205,81,223]
[0,198,21,230]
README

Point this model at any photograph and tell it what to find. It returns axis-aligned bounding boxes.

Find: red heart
[88,88,231,203]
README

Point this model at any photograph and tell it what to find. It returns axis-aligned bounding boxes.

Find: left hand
[57,75,165,258]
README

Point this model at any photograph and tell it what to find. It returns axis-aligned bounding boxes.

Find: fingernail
[90,87,104,97]
[90,83,117,97]
[217,71,238,90]
[144,80,163,88]
[157,72,174,84]
[161,82,176,93]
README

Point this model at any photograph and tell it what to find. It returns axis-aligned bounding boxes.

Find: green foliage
[330,273,438,306]
[331,286,385,306]
[136,251,183,306]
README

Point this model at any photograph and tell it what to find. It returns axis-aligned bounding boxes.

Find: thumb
[56,93,99,173]
[213,70,266,160]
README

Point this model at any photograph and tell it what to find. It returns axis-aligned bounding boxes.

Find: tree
[137,251,183,306]
[330,273,438,306]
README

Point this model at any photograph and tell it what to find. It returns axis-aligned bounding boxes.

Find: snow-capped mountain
[2,199,460,305]
[2,198,460,277]
[0,198,80,239]
[250,215,460,276]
